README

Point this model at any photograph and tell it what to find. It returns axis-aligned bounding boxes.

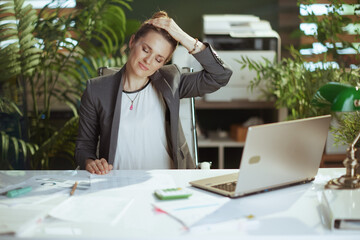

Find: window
[24,0,76,9]
[299,0,360,69]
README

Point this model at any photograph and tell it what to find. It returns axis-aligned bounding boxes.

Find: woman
[75,11,232,174]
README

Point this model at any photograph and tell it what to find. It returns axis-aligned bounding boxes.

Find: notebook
[190,115,332,198]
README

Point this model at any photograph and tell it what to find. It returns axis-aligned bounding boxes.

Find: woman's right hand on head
[147,18,205,55]
[85,158,113,174]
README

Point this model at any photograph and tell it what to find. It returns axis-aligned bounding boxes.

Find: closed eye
[156,58,163,63]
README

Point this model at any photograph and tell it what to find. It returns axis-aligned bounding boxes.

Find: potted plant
[0,0,137,169]
[238,0,360,150]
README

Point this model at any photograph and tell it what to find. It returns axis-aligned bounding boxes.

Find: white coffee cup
[199,162,211,170]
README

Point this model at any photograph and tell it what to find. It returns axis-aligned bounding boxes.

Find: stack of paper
[322,189,360,230]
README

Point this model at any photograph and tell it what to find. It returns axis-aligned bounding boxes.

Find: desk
[0,168,359,239]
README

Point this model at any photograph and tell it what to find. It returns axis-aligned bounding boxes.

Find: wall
[125,0,279,39]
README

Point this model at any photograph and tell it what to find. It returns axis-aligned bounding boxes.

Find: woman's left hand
[147,18,205,54]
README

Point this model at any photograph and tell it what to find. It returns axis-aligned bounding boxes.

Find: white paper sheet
[49,194,133,225]
[0,205,52,235]
[153,191,230,228]
[190,218,260,234]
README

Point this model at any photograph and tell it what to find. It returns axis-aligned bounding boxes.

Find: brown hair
[133,11,178,57]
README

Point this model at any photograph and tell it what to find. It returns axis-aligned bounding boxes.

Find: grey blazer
[75,44,232,170]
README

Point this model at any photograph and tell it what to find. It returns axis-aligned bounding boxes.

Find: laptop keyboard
[212,181,237,192]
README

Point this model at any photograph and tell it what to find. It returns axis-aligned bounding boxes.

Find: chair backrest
[179,67,198,167]
[97,67,199,167]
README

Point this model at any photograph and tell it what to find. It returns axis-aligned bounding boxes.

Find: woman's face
[127,30,173,79]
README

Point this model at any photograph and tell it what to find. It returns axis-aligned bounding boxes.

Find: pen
[152,205,189,231]
[70,181,78,196]
[6,186,32,198]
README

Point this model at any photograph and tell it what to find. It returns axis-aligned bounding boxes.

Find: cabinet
[195,99,285,169]
[198,138,244,169]
[321,154,345,168]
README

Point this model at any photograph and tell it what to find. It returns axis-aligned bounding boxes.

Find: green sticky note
[6,186,32,198]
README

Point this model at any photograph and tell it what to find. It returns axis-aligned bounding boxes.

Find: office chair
[97,66,201,168]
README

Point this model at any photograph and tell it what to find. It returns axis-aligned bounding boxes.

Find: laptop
[190,115,332,198]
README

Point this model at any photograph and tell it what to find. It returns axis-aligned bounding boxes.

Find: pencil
[70,181,78,196]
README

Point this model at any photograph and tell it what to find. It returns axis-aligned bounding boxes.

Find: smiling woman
[75,11,233,174]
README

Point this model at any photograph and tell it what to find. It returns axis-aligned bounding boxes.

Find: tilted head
[127,11,178,78]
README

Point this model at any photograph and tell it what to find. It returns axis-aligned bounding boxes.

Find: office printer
[172,14,281,101]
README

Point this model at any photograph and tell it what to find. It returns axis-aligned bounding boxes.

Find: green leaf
[113,0,132,10]
[1,131,9,162]
[26,143,35,155]
[0,22,17,30]
[0,1,15,9]
[10,136,19,163]
[0,28,18,38]
[18,139,27,161]
[0,14,16,22]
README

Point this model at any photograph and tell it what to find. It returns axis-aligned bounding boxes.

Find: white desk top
[0,168,359,240]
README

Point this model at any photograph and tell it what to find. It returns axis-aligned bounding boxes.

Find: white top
[113,81,172,169]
